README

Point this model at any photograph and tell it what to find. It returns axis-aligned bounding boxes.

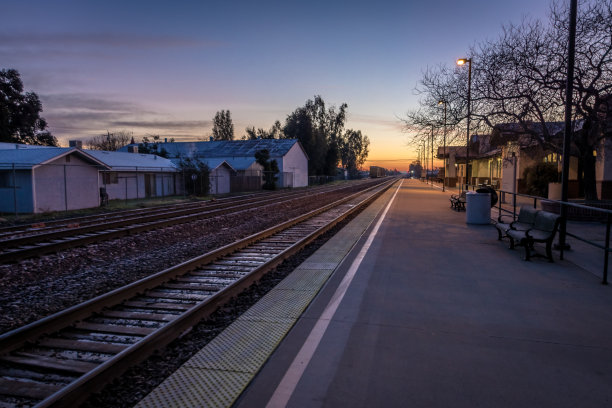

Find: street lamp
[438,100,447,192]
[457,57,472,191]
[431,124,434,187]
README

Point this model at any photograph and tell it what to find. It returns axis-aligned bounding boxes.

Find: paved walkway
[235,179,612,407]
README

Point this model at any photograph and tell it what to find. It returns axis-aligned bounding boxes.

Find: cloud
[110,120,211,130]
[38,93,209,143]
[350,113,404,131]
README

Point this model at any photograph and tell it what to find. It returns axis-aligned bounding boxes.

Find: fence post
[604,213,611,285]
[64,164,68,211]
[12,163,17,217]
[136,167,139,199]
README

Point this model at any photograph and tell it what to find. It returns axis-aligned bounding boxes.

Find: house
[0,147,109,213]
[438,121,595,198]
[120,139,309,189]
[198,158,235,194]
[86,150,179,200]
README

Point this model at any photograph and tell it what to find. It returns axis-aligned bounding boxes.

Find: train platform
[138,179,612,408]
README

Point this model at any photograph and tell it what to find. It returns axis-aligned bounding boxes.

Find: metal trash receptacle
[466,192,491,224]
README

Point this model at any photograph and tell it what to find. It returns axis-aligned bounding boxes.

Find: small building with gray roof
[120,139,309,189]
[0,147,109,213]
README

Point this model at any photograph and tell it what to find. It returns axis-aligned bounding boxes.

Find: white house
[120,139,309,189]
[86,150,179,200]
[0,147,109,213]
[198,158,235,194]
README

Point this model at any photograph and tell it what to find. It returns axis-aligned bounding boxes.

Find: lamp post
[457,57,472,191]
[438,100,447,192]
[431,124,434,187]
[558,0,577,261]
[423,140,429,183]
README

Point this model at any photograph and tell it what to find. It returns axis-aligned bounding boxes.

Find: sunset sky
[2,0,551,171]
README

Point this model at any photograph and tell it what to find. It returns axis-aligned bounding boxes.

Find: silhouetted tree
[340,129,370,178]
[212,110,234,140]
[283,96,347,176]
[0,69,57,146]
[87,130,133,151]
[403,0,612,200]
[255,149,279,189]
[244,120,283,140]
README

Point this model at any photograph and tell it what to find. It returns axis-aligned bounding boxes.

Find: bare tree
[403,0,612,200]
[87,130,133,151]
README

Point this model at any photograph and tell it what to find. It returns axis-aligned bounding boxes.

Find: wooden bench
[507,211,562,262]
[494,205,539,241]
[450,191,466,211]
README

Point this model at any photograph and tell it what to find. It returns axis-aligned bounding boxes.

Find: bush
[523,163,559,197]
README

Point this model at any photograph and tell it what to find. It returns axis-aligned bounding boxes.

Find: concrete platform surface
[235,179,612,408]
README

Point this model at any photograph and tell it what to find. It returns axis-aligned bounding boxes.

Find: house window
[102,172,119,184]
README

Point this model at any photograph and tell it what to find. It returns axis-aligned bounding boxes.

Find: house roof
[224,157,260,171]
[0,142,55,150]
[120,139,307,160]
[85,150,178,172]
[199,158,235,172]
[0,148,109,170]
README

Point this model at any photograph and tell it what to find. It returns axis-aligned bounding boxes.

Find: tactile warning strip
[135,183,397,408]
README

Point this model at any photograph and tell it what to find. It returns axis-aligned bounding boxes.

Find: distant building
[86,150,179,200]
[120,139,309,189]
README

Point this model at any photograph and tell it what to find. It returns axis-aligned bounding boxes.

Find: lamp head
[457,58,470,66]
[438,100,445,105]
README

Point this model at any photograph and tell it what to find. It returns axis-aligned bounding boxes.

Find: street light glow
[457,58,469,66]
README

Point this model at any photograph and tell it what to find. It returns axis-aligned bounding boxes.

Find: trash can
[466,191,491,224]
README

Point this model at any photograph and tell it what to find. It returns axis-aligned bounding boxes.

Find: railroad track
[0,178,396,407]
[0,180,377,263]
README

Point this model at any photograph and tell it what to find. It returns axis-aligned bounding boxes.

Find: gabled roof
[0,142,55,150]
[0,148,109,170]
[120,139,307,160]
[85,150,177,172]
[224,157,260,171]
[199,158,235,172]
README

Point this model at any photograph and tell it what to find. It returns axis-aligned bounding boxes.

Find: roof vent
[69,140,83,149]
[127,145,139,153]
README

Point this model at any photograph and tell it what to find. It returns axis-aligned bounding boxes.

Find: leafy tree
[255,149,279,190]
[340,129,370,178]
[179,157,210,195]
[87,130,133,151]
[0,68,57,146]
[283,96,347,176]
[138,135,169,158]
[244,120,283,140]
[212,110,234,140]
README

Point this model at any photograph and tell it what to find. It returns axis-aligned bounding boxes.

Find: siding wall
[279,144,308,187]
[0,170,33,213]
[101,172,177,200]
[209,166,231,194]
[33,155,100,212]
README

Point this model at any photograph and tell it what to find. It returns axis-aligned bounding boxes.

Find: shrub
[523,162,559,197]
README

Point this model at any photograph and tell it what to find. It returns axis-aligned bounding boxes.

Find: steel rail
[0,179,396,407]
[0,182,345,240]
[0,180,380,263]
